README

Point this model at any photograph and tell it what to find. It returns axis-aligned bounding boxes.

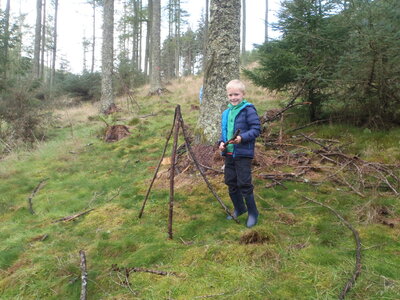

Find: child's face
[227,88,244,106]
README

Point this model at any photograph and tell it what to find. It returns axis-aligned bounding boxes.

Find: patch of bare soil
[240,231,270,244]
[104,125,130,142]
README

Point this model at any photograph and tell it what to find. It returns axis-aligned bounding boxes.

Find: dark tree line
[245,0,400,127]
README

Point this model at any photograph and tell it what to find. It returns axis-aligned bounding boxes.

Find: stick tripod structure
[138,105,239,239]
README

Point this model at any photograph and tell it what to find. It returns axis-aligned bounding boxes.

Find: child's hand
[219,142,226,151]
[231,136,242,144]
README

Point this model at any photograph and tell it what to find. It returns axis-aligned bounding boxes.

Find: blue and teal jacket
[219,101,261,158]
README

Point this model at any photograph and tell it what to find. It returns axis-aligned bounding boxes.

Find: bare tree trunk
[145,0,152,77]
[50,0,58,87]
[202,0,209,72]
[265,0,268,43]
[132,0,139,71]
[33,0,42,78]
[40,0,46,80]
[241,0,246,54]
[174,0,180,77]
[100,0,114,112]
[149,0,162,93]
[138,0,143,71]
[2,0,11,79]
[197,0,241,143]
[91,0,96,73]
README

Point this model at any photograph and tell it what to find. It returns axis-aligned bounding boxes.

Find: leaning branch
[178,108,238,223]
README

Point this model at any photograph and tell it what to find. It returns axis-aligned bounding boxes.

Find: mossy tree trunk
[197,0,241,143]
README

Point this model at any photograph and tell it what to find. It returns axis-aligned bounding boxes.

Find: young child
[218,79,261,228]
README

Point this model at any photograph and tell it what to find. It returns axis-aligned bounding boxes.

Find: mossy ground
[0,76,399,299]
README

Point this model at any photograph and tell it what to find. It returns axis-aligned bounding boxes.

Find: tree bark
[149,0,162,93]
[100,0,114,112]
[33,0,42,78]
[144,0,152,76]
[2,0,11,79]
[197,0,241,143]
[241,0,246,55]
[40,0,46,80]
[265,0,268,43]
[50,0,58,87]
[91,1,96,73]
[174,0,180,77]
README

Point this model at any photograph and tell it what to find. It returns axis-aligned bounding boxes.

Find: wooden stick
[112,264,177,276]
[168,106,180,239]
[177,108,238,222]
[27,178,48,214]
[52,209,94,223]
[295,192,362,300]
[79,250,88,300]
[138,109,178,218]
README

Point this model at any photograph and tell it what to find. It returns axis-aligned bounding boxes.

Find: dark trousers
[224,156,254,197]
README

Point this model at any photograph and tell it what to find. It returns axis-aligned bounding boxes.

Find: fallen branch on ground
[111,264,178,277]
[295,191,362,300]
[27,178,49,215]
[53,209,94,223]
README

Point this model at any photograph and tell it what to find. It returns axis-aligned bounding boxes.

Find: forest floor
[0,75,399,299]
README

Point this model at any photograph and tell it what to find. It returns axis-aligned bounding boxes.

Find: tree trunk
[138,0,143,71]
[202,0,209,72]
[40,0,46,80]
[50,0,58,87]
[144,0,152,76]
[33,0,42,78]
[100,0,114,112]
[241,0,246,54]
[149,0,162,94]
[91,0,96,73]
[197,0,241,143]
[2,0,10,79]
[174,0,180,77]
[265,0,268,43]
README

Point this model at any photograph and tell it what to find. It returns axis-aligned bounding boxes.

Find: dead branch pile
[258,131,400,198]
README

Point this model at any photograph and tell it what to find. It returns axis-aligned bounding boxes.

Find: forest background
[0,0,399,299]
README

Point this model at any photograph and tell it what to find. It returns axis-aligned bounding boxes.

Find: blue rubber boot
[244,194,259,228]
[226,192,247,220]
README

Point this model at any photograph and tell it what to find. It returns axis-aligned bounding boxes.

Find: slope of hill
[0,76,399,299]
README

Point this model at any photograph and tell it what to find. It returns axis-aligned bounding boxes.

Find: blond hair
[226,79,246,93]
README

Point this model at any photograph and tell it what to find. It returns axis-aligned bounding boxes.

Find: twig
[111,264,178,277]
[287,119,329,133]
[194,291,228,298]
[138,113,157,118]
[336,174,366,198]
[53,209,94,223]
[300,133,331,151]
[79,250,88,300]
[187,155,223,174]
[295,192,362,300]
[27,178,48,214]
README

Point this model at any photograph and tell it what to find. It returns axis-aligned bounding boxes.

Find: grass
[0,76,399,299]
